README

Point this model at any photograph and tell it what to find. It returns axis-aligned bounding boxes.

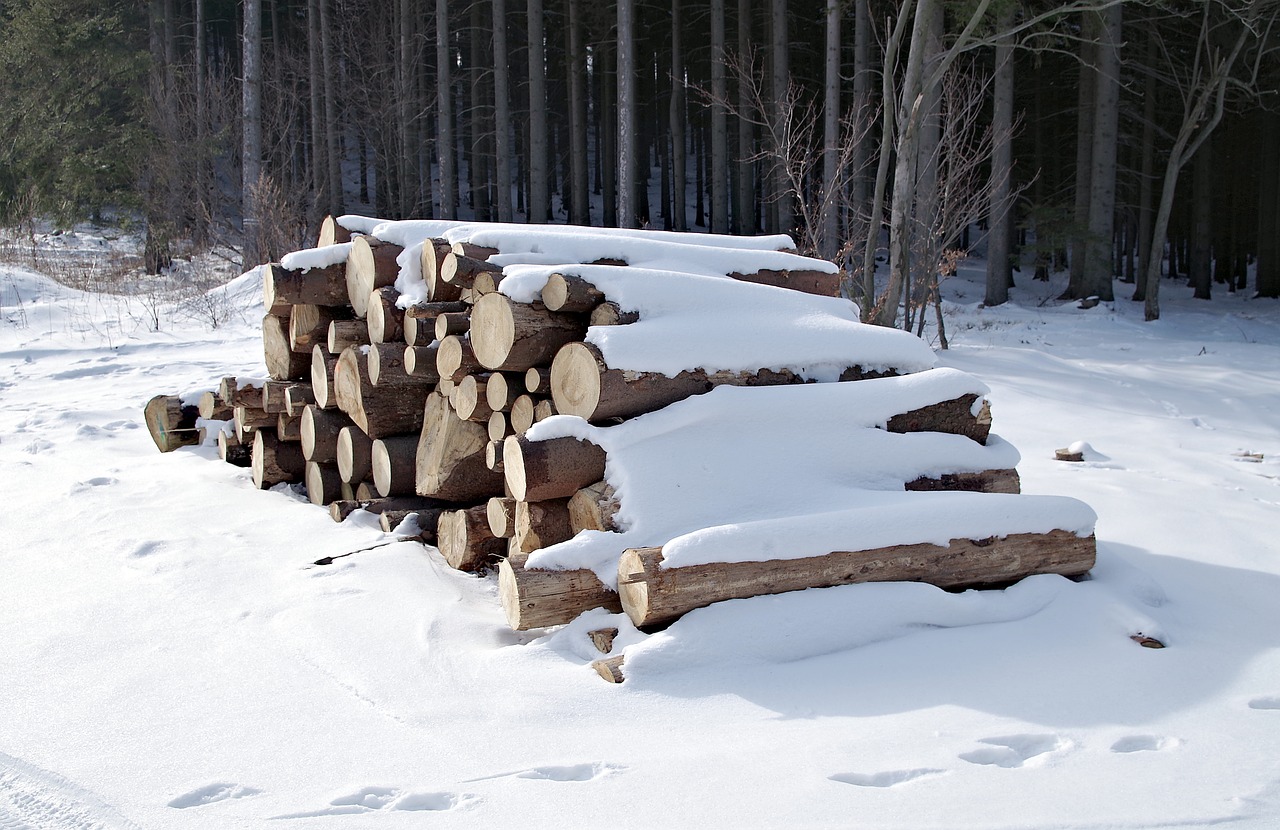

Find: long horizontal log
[503,435,607,502]
[497,553,623,630]
[728,268,842,297]
[469,294,588,371]
[616,530,1098,628]
[264,262,349,311]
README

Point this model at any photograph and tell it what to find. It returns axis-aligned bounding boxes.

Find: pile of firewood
[145,216,1096,682]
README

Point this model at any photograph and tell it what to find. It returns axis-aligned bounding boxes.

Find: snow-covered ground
[3,235,1280,829]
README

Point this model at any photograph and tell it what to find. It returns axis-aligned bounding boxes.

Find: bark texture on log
[263,313,310,381]
[728,268,842,297]
[542,273,605,312]
[345,236,404,316]
[305,460,343,505]
[905,469,1021,494]
[503,435,607,502]
[366,286,405,344]
[438,505,507,571]
[497,553,623,630]
[469,294,588,371]
[252,429,306,489]
[301,406,353,462]
[327,319,369,355]
[336,425,374,483]
[617,530,1098,628]
[512,498,576,553]
[264,262,349,311]
[372,435,419,497]
[404,345,442,380]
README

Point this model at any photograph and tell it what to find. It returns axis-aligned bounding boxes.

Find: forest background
[0,0,1277,327]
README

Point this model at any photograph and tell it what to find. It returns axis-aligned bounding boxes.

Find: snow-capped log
[615,530,1098,629]
[218,376,266,409]
[589,302,639,327]
[497,552,623,631]
[487,496,517,538]
[568,481,621,534]
[300,406,354,463]
[421,239,463,303]
[366,286,404,344]
[317,215,353,247]
[264,262,348,311]
[437,506,506,571]
[197,390,233,421]
[888,396,992,444]
[305,461,343,506]
[217,430,251,467]
[144,394,200,452]
[252,429,305,489]
[310,345,339,409]
[372,435,418,497]
[327,319,369,354]
[449,241,499,261]
[336,425,374,484]
[345,236,403,317]
[728,268,843,297]
[290,304,349,354]
[367,342,432,389]
[542,273,606,313]
[263,313,310,381]
[276,413,302,442]
[453,374,494,422]
[468,293,588,371]
[403,344,441,381]
[502,435,607,503]
[328,495,448,523]
[439,252,502,288]
[414,392,505,502]
[435,335,484,382]
[334,346,427,438]
[512,498,575,554]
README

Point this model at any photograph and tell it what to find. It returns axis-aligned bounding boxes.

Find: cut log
[497,553,623,630]
[524,367,553,395]
[589,302,639,327]
[334,346,426,437]
[328,319,370,353]
[905,469,1021,494]
[252,429,305,489]
[144,394,200,452]
[503,435,607,502]
[264,262,349,311]
[616,530,1098,628]
[284,383,316,417]
[290,304,348,354]
[728,268,842,297]
[509,395,536,434]
[219,377,265,409]
[300,406,354,463]
[414,392,506,501]
[276,413,302,441]
[450,241,499,260]
[404,300,469,345]
[512,498,575,553]
[469,293,588,371]
[372,434,419,497]
[592,656,626,684]
[437,506,507,571]
[434,311,471,340]
[345,236,404,316]
[378,507,445,537]
[262,380,306,414]
[318,215,353,246]
[533,399,557,422]
[542,273,605,313]
[366,286,405,343]
[485,372,520,412]
[439,252,501,288]
[329,495,448,523]
[310,345,339,409]
[453,374,494,422]
[305,461,343,506]
[336,425,374,484]
[887,395,992,444]
[217,429,252,467]
[485,439,504,472]
[421,239,462,302]
[589,628,619,654]
[568,481,621,533]
[234,405,276,436]
[403,345,442,381]
[367,341,434,388]
[197,390,233,421]
[263,313,310,381]
[487,411,510,443]
[355,481,379,501]
[473,270,504,295]
[435,335,484,382]
[487,496,517,538]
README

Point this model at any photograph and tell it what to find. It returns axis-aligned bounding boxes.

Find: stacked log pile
[146,216,1097,683]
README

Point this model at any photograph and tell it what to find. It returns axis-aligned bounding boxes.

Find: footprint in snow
[70,476,118,494]
[829,768,944,788]
[959,734,1069,768]
[465,762,625,784]
[1110,735,1180,753]
[1248,696,1280,710]
[269,787,474,818]
[168,782,263,808]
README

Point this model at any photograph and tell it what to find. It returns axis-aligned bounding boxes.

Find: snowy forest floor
[2,227,1280,829]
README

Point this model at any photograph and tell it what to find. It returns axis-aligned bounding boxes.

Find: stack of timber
[145,216,1097,684]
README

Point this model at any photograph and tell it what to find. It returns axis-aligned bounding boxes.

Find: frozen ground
[2,232,1280,829]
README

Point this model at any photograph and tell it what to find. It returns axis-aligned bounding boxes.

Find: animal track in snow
[167,783,262,809]
[465,762,625,784]
[1110,735,1179,753]
[829,768,944,788]
[1248,696,1280,710]
[269,787,472,819]
[0,750,139,829]
[70,477,117,494]
[959,734,1068,768]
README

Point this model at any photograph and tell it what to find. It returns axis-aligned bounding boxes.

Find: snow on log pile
[145,215,1097,681]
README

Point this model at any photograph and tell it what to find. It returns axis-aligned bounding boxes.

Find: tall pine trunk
[984,3,1015,306]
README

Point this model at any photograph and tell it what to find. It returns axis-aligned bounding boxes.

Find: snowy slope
[3,250,1280,829]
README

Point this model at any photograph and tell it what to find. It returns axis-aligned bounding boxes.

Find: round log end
[550,342,603,420]
[470,293,516,370]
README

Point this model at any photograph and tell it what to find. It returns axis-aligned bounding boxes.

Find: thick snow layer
[4,239,1280,829]
[279,242,351,272]
[502,263,937,377]
[522,371,1091,581]
[441,221,798,254]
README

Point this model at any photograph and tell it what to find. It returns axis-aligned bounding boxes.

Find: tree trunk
[670,0,687,232]
[241,0,263,271]
[1083,4,1121,302]
[1190,135,1213,300]
[1067,13,1096,297]
[492,0,514,222]
[769,0,791,235]
[984,3,1015,307]
[567,0,590,226]
[617,0,637,227]
[319,0,342,215]
[436,0,457,218]
[709,0,729,234]
[527,0,548,222]
[820,0,841,259]
[734,0,755,235]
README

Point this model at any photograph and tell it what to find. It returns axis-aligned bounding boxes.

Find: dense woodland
[0,0,1277,324]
